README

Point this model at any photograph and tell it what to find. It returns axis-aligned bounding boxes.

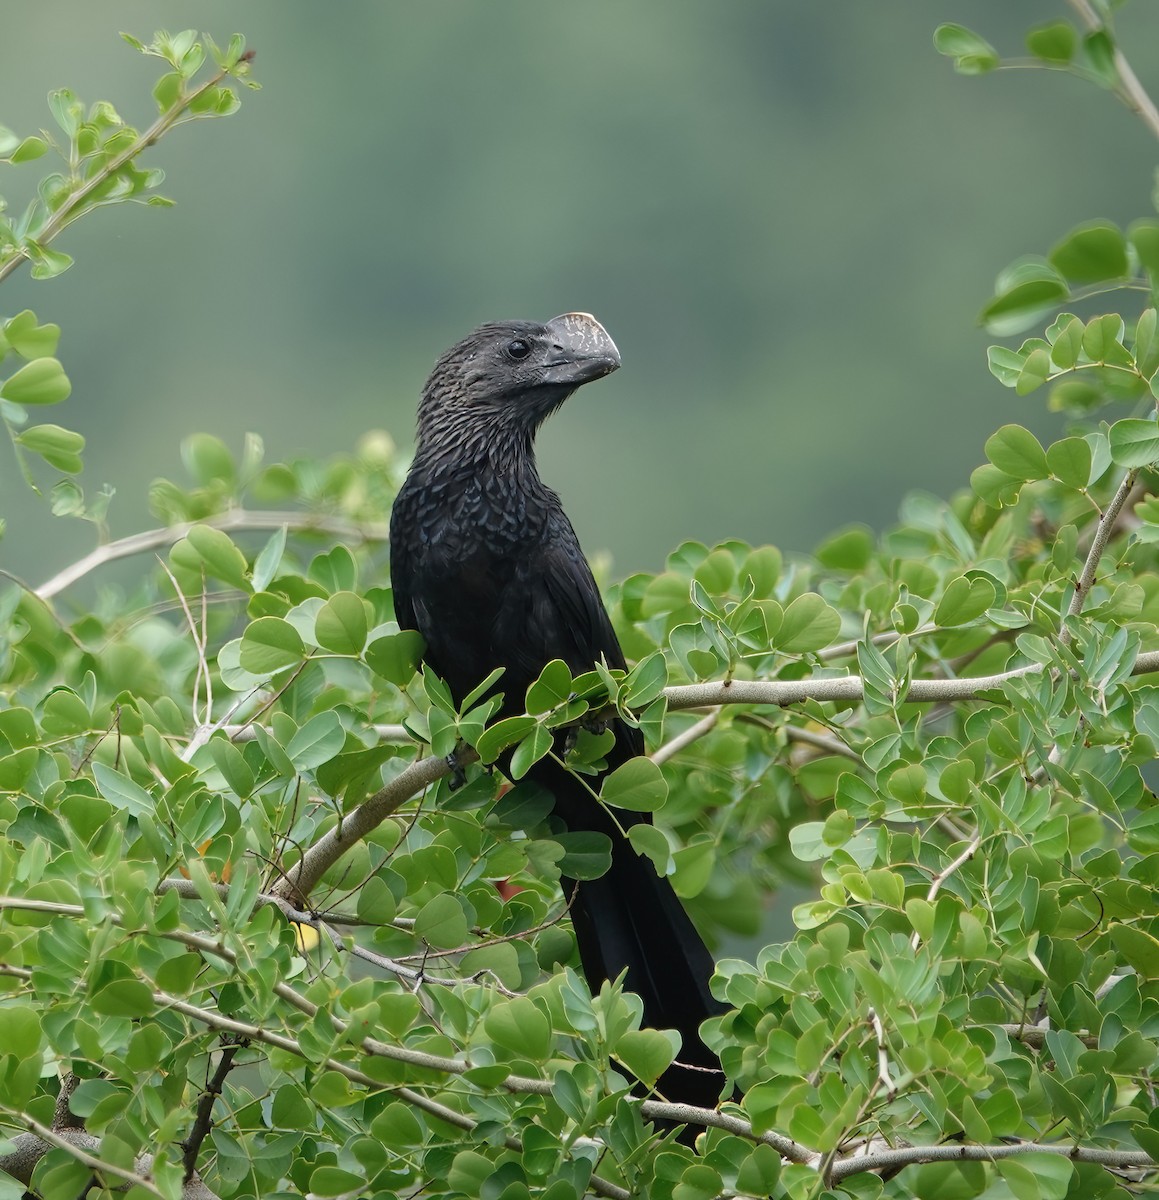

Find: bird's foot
[445,752,467,791]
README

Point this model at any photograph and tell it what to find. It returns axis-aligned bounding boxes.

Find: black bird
[389,313,723,1108]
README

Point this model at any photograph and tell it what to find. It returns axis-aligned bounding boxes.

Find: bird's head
[416,313,620,451]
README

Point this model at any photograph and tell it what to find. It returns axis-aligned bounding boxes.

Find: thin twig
[1062,467,1139,643]
[784,724,860,762]
[910,835,982,950]
[650,711,718,765]
[867,1007,894,1100]
[0,68,239,288]
[34,510,389,600]
[1066,0,1159,142]
[223,721,410,743]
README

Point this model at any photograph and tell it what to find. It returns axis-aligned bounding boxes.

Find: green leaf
[1109,418,1159,468]
[1082,29,1118,90]
[4,311,60,358]
[15,424,85,473]
[239,616,306,674]
[0,357,71,405]
[89,978,154,1018]
[773,592,841,653]
[981,262,1067,336]
[615,1028,678,1083]
[996,1153,1073,1200]
[1016,348,1051,395]
[285,711,345,770]
[509,724,554,779]
[628,823,673,874]
[309,1167,367,1198]
[1046,437,1092,488]
[1047,314,1084,370]
[40,688,91,736]
[251,525,287,593]
[988,344,1027,387]
[984,425,1049,481]
[1130,220,1159,276]
[815,525,874,571]
[933,24,999,74]
[314,590,369,655]
[1135,308,1159,381]
[414,892,469,949]
[0,748,38,791]
[1082,313,1130,365]
[9,135,48,163]
[526,659,573,715]
[1110,923,1159,978]
[555,830,612,879]
[934,575,996,627]
[185,525,249,590]
[91,764,154,818]
[476,715,537,763]
[208,738,254,798]
[484,996,552,1060]
[1049,221,1127,285]
[672,838,716,899]
[623,651,667,708]
[365,630,425,686]
[26,243,74,280]
[600,757,668,812]
[971,464,1021,508]
[1026,21,1076,63]
[182,432,235,487]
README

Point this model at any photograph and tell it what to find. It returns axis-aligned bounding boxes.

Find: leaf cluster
[7,16,1159,1200]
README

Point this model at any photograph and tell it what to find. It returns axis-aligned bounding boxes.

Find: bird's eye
[506,338,532,360]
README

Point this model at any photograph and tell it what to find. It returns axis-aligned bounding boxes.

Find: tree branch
[828,1136,1154,1182]
[33,510,389,600]
[271,749,464,903]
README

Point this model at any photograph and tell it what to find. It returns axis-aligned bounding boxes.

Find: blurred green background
[2,3,1158,588]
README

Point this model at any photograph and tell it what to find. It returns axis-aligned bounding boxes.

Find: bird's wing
[491,525,630,702]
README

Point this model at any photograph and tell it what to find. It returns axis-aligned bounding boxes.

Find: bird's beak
[541,312,621,385]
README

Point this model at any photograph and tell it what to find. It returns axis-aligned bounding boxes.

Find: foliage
[3,13,1159,1200]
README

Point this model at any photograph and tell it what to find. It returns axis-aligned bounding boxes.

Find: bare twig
[34,510,388,600]
[1066,0,1159,142]
[910,836,982,950]
[867,1008,894,1100]
[784,723,860,762]
[1062,467,1139,643]
[272,750,467,903]
[650,711,718,765]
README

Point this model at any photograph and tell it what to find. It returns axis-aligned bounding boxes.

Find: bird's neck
[413,412,542,489]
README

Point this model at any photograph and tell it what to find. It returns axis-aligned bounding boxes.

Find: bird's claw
[445,752,467,791]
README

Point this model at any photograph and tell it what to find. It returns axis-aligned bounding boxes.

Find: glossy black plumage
[389,314,724,1109]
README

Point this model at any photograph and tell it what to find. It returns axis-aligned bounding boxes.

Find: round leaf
[984,425,1048,481]
[314,590,369,655]
[239,616,305,674]
[0,356,71,405]
[773,592,841,654]
[1109,418,1159,468]
[600,757,668,813]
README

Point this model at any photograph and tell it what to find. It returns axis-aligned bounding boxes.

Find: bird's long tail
[543,765,727,1110]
